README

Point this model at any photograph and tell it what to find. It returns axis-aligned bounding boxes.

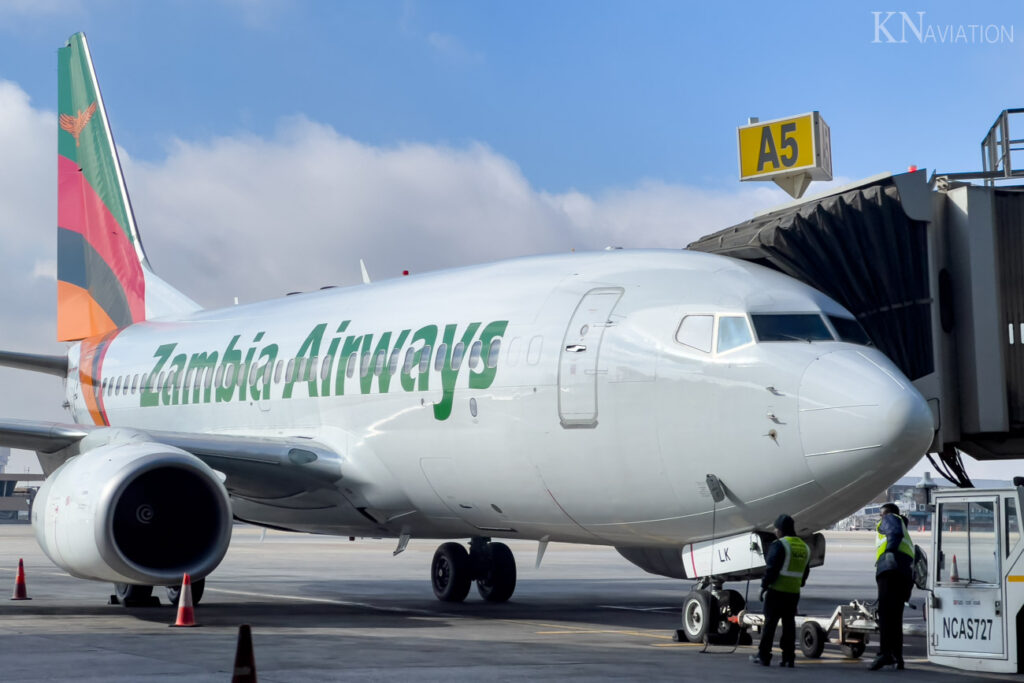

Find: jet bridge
[689,110,1024,486]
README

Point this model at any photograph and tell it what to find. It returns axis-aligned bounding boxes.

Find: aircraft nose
[799,350,934,493]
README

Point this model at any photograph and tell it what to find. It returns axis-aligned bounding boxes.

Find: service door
[928,495,1008,668]
[557,287,623,428]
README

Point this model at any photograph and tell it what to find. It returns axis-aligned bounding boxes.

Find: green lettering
[469,320,508,389]
[216,335,243,403]
[434,322,480,420]
[284,323,327,399]
[141,343,176,408]
[401,325,437,392]
[187,351,219,404]
[359,332,392,395]
[377,329,409,394]
[163,353,187,406]
[334,334,363,396]
[255,344,278,401]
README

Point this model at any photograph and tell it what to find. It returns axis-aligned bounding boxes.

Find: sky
[0,0,1022,482]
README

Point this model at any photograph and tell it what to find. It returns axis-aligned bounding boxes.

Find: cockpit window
[675,315,713,353]
[751,314,833,342]
[829,315,873,346]
[717,316,753,353]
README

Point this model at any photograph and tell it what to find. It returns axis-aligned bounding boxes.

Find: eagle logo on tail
[59,101,97,147]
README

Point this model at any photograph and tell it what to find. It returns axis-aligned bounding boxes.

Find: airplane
[0,33,933,640]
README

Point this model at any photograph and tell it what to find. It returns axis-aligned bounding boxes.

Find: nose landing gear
[430,537,517,603]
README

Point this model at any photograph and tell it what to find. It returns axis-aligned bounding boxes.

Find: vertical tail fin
[57,32,198,342]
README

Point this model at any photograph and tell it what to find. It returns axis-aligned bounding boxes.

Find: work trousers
[876,569,912,660]
[758,589,800,663]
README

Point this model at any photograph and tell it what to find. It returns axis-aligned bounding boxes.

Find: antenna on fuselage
[359,259,371,284]
[705,474,726,503]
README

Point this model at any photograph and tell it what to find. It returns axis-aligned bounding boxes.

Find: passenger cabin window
[717,316,753,353]
[419,345,432,373]
[487,339,501,369]
[451,342,466,369]
[468,341,483,369]
[675,315,713,353]
[435,344,448,371]
[752,314,833,342]
[403,348,416,374]
[829,315,873,346]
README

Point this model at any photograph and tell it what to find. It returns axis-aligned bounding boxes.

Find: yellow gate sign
[737,111,831,198]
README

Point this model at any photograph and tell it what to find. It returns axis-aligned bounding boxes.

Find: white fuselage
[64,249,934,548]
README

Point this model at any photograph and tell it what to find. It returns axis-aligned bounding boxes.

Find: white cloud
[120,115,794,308]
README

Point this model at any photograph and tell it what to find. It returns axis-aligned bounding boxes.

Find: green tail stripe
[58,33,137,256]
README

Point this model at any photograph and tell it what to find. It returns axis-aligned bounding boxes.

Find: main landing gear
[431,537,517,603]
[110,578,206,607]
[678,578,751,644]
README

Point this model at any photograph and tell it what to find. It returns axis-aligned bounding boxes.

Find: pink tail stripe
[58,155,145,321]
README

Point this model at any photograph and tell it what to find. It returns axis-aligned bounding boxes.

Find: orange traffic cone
[170,573,198,627]
[11,558,30,600]
[950,554,960,582]
[231,624,257,683]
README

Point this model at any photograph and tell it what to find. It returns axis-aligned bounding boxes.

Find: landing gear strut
[678,578,748,644]
[166,577,205,606]
[430,537,517,603]
[111,583,160,607]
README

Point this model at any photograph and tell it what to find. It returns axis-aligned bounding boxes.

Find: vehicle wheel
[432,542,472,602]
[113,582,152,605]
[166,577,206,606]
[800,621,827,658]
[476,542,517,603]
[708,589,744,644]
[681,590,718,643]
[841,639,866,659]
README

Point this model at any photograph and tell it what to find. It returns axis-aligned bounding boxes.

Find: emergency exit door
[558,288,623,428]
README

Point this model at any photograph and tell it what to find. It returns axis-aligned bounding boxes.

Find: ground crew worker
[750,514,809,667]
[869,502,914,671]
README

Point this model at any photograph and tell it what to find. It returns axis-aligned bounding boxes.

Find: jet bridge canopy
[689,176,932,382]
[690,170,1024,487]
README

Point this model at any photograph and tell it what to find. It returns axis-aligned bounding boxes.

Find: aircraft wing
[0,418,343,500]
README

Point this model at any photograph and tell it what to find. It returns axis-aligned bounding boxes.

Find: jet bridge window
[675,315,713,353]
[717,316,753,353]
[936,500,998,584]
[1006,497,1020,558]
[829,315,873,346]
[751,314,834,342]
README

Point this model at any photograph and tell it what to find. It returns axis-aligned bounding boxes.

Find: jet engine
[32,439,232,586]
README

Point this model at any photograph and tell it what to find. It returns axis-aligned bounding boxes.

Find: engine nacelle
[33,438,232,585]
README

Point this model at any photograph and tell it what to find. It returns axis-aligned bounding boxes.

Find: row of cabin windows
[99,338,502,399]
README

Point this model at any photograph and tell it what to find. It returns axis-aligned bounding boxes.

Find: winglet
[360,259,371,284]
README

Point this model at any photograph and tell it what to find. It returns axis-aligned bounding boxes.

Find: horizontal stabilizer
[0,351,68,378]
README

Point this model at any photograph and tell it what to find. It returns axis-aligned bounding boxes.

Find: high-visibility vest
[770,536,809,594]
[875,515,915,562]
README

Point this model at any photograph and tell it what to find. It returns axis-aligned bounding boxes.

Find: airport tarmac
[0,525,1013,681]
